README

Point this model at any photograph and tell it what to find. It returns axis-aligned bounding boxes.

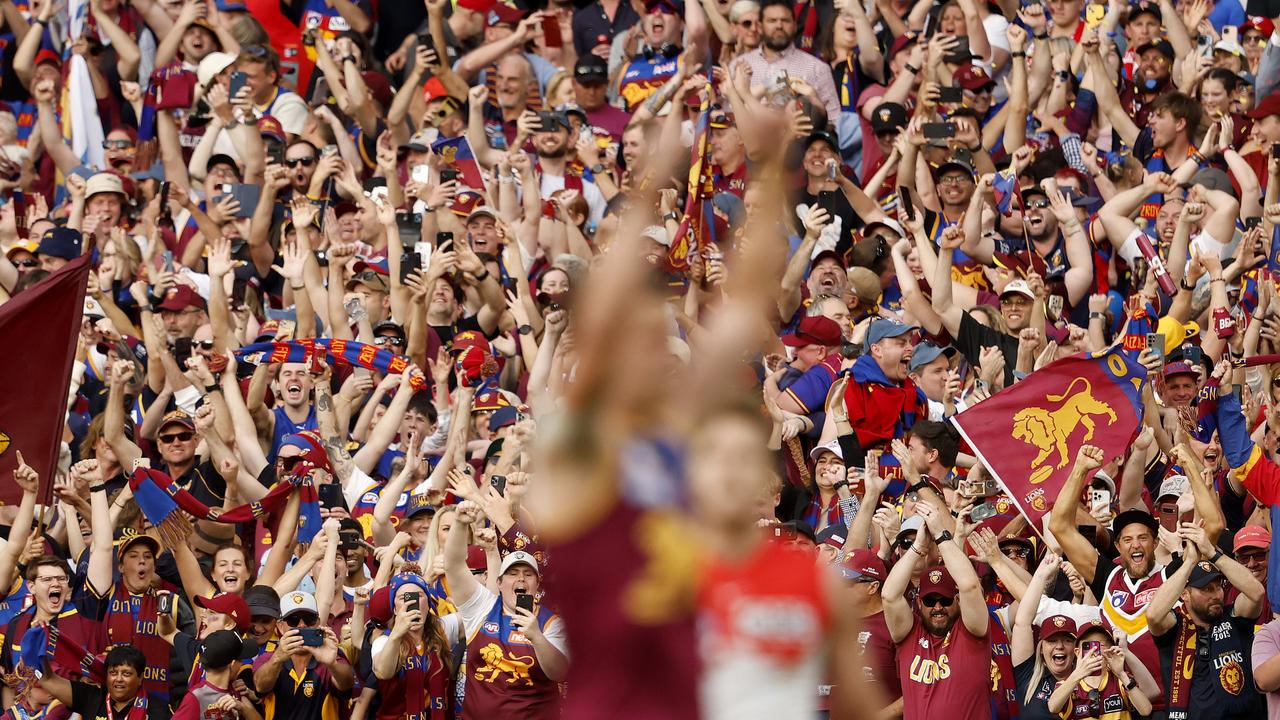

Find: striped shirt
[729,46,842,123]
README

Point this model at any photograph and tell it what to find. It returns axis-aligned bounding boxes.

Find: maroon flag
[0,255,90,505]
[949,347,1147,529]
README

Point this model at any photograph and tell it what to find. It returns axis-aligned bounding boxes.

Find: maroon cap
[257,115,285,144]
[781,316,843,348]
[953,64,996,91]
[1248,92,1280,119]
[1163,361,1196,379]
[1038,614,1077,639]
[157,285,207,312]
[486,2,524,26]
[1234,525,1272,551]
[841,548,887,582]
[158,410,196,432]
[917,565,958,599]
[196,592,252,632]
[1076,616,1114,639]
[361,71,394,109]
[889,33,917,57]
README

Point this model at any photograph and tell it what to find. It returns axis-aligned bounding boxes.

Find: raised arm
[1012,551,1062,664]
[443,500,485,608]
[882,511,927,643]
[1046,444,1105,583]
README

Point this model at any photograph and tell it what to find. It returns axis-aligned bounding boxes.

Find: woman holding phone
[370,573,463,720]
[1011,552,1079,720]
[1047,618,1154,719]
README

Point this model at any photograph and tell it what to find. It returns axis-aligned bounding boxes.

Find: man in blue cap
[35,226,83,272]
[907,341,958,420]
[835,317,924,468]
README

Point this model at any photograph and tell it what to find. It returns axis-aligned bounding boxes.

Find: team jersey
[455,587,565,720]
[79,579,172,703]
[896,614,992,720]
[367,614,463,720]
[1089,556,1173,710]
[698,539,831,720]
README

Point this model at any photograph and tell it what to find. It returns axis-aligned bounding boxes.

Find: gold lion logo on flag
[1012,377,1118,484]
[929,570,943,584]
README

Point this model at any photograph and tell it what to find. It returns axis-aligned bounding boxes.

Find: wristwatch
[662,211,679,223]
[906,479,932,495]
[517,324,533,335]
[1208,549,1224,563]
[590,163,606,174]
[934,530,954,544]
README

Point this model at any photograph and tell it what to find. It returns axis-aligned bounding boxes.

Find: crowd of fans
[1,0,1280,715]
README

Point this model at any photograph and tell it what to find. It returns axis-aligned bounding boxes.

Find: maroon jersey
[372,632,454,720]
[546,499,699,720]
[896,614,991,720]
[858,611,901,700]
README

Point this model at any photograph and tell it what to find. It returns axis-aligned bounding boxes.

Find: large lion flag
[950,346,1147,529]
[0,254,91,505]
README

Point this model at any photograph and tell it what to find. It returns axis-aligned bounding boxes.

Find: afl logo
[483,622,499,634]
[1110,590,1129,606]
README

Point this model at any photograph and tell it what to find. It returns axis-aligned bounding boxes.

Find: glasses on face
[938,174,972,186]
[353,271,383,282]
[1003,546,1031,559]
[1001,296,1032,308]
[921,594,954,607]
[35,575,68,584]
[285,156,317,168]
[102,139,133,150]
[1026,198,1051,209]
[193,340,215,350]
[373,335,405,347]
[736,18,757,27]
[285,613,318,627]
[15,259,38,269]
[159,431,195,444]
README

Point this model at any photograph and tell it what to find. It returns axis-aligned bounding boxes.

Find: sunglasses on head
[285,156,317,168]
[285,613,318,627]
[921,594,954,607]
[159,431,194,444]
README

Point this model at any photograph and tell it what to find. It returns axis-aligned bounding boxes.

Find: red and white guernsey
[698,540,831,720]
[1099,561,1171,708]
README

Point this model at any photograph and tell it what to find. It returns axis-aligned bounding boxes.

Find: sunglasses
[921,594,954,607]
[374,335,405,347]
[158,431,195,443]
[285,613,318,627]
[938,175,972,185]
[285,156,317,168]
[1026,198,1051,209]
[102,139,133,150]
[14,259,38,269]
[1271,377,1280,388]
[193,340,215,350]
[1002,546,1032,558]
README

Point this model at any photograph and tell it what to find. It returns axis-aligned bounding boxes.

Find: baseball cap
[1111,508,1159,536]
[888,33,917,57]
[918,565,958,599]
[400,128,439,152]
[199,629,258,669]
[404,493,436,520]
[6,240,38,260]
[159,410,196,432]
[781,316,843,347]
[244,586,281,619]
[1162,361,1197,380]
[1181,167,1236,197]
[279,591,319,618]
[808,438,843,462]
[803,130,840,154]
[574,54,608,84]
[114,528,161,561]
[85,172,127,199]
[36,227,83,260]
[1000,280,1035,301]
[1248,91,1280,119]
[1156,315,1199,353]
[1076,617,1114,640]
[1128,0,1161,21]
[841,548,887,581]
[1214,39,1245,56]
[953,64,996,91]
[908,342,956,373]
[195,593,252,632]
[1188,560,1224,588]
[896,515,924,542]
[1136,38,1175,59]
[158,285,208,312]
[1157,474,1191,500]
[1243,17,1275,36]
[197,52,236,89]
[1038,614,1078,639]
[846,267,882,309]
[467,205,499,223]
[499,550,540,576]
[83,296,106,320]
[489,405,519,433]
[1234,525,1271,552]
[870,102,908,134]
[864,317,917,348]
[206,153,241,178]
[486,2,524,26]
[34,48,61,68]
[815,524,847,550]
[935,159,976,179]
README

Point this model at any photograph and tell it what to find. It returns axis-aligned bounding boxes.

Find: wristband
[290,282,305,290]
[475,269,491,282]
[906,479,932,495]
[1034,31,1048,39]
[1125,678,1137,690]
[517,324,533,335]
[89,484,107,493]
[832,480,850,493]
[904,63,920,74]
[139,304,154,313]
[205,383,220,394]
[1010,51,1025,58]
[1089,311,1105,320]
[1179,277,1196,291]
[663,211,679,223]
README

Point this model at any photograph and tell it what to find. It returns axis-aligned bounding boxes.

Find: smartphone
[437,231,454,248]
[414,241,432,270]
[937,86,964,104]
[158,181,172,223]
[406,591,420,613]
[1145,333,1166,362]
[970,502,998,522]
[410,164,431,184]
[817,190,837,216]
[944,36,971,64]
[491,475,507,496]
[11,191,25,238]
[899,185,916,221]
[1273,144,1280,159]
[417,32,435,53]
[541,13,563,47]
[228,71,248,99]
[538,111,559,133]
[1184,346,1202,365]
[1158,501,1180,532]
[214,183,261,218]
[157,591,174,615]
[1081,640,1102,656]
[440,168,460,184]
[317,482,346,510]
[297,628,324,647]
[1089,488,1111,514]
[515,592,535,613]
[1047,294,1063,319]
[163,250,175,273]
[173,337,193,368]
[1245,216,1262,230]
[923,122,957,140]
[400,252,421,282]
